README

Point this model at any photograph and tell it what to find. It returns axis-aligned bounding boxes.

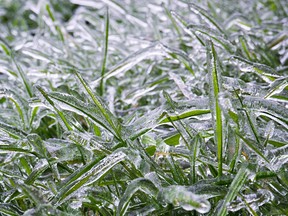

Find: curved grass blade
[117,178,159,216]
[0,145,39,157]
[52,151,126,205]
[207,40,224,176]
[231,56,279,82]
[0,89,28,128]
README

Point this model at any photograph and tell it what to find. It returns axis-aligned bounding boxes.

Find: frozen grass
[0,0,287,215]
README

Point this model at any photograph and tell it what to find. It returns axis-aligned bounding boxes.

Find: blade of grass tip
[73,69,122,140]
[216,164,250,216]
[162,4,182,38]
[207,40,223,177]
[189,3,225,36]
[46,4,64,42]
[36,85,73,131]
[100,8,109,96]
[0,42,11,56]
[11,55,33,98]
[170,10,205,46]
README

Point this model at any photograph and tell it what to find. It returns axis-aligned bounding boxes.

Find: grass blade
[207,40,224,176]
[100,8,110,96]
[216,164,250,216]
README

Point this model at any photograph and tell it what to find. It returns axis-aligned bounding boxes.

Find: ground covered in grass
[0,0,287,215]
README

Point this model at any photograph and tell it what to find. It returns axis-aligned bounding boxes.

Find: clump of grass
[0,0,287,215]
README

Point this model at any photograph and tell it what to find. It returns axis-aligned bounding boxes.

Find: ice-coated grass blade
[207,40,224,176]
[264,80,288,99]
[12,56,33,98]
[158,185,211,213]
[47,92,116,136]
[100,8,110,96]
[189,3,225,35]
[190,134,201,184]
[117,178,159,216]
[36,86,73,131]
[231,56,278,82]
[52,151,126,205]
[0,145,39,157]
[235,131,269,163]
[73,69,122,140]
[0,204,23,216]
[159,109,210,124]
[216,164,250,216]
[46,4,64,42]
[0,122,27,139]
[90,42,194,88]
[0,88,27,128]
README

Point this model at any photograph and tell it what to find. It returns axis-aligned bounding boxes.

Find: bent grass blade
[117,178,159,216]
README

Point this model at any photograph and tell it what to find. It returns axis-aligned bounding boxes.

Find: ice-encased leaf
[47,91,117,135]
[117,178,159,216]
[216,164,252,216]
[0,88,28,128]
[73,70,123,140]
[227,189,274,213]
[52,150,127,205]
[35,85,73,131]
[188,3,225,35]
[158,185,211,213]
[90,42,193,88]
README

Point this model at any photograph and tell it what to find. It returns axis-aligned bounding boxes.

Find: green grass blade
[36,86,73,131]
[73,70,122,139]
[207,40,224,176]
[216,164,250,216]
[159,109,210,124]
[12,56,33,98]
[52,151,126,205]
[100,8,110,96]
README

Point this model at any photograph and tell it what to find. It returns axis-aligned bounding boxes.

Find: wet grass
[0,0,287,215]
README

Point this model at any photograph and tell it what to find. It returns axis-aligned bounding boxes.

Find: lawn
[0,0,287,215]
